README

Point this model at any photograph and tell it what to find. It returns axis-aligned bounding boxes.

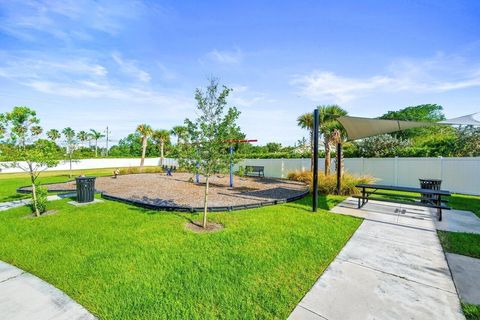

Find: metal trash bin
[419,178,442,204]
[75,176,96,203]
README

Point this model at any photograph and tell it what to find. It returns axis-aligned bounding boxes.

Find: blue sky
[1,0,480,145]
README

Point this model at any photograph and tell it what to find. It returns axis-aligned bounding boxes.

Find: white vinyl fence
[1,157,479,195]
[237,157,480,195]
[0,157,178,174]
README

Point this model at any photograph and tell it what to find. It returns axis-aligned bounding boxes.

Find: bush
[288,170,375,196]
[118,166,165,175]
[30,185,48,214]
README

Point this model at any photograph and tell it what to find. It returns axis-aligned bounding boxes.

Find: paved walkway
[0,261,95,320]
[0,193,75,212]
[289,198,465,320]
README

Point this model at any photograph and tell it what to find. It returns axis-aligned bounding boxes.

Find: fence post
[394,157,399,186]
[439,156,443,181]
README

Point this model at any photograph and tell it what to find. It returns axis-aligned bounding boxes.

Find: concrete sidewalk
[0,193,75,212]
[289,198,465,320]
[0,261,95,320]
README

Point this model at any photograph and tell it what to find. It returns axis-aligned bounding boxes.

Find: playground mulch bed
[29,173,308,209]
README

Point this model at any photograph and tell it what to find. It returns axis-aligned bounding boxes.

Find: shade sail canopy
[337,116,432,140]
[439,113,480,126]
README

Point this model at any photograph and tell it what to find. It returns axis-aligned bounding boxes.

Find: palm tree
[318,105,348,175]
[297,113,314,171]
[89,129,105,157]
[152,129,170,166]
[62,127,76,177]
[136,124,153,167]
[77,130,89,147]
[170,125,187,144]
[46,129,60,143]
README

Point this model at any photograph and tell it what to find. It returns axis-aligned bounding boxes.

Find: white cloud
[206,48,243,64]
[112,53,151,82]
[229,86,275,107]
[292,53,480,103]
[0,0,145,41]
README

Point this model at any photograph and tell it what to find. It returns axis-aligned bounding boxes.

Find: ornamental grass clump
[287,170,374,196]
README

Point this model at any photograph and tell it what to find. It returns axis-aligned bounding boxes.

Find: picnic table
[354,183,451,221]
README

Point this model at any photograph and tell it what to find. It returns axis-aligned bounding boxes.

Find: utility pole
[105,126,111,156]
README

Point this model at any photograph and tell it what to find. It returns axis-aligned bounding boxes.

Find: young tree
[152,129,170,166]
[177,79,241,229]
[89,129,105,157]
[136,124,153,167]
[1,106,59,217]
[62,127,78,177]
[46,129,60,143]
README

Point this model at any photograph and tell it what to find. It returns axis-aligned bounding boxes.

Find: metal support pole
[229,145,233,188]
[312,109,319,212]
[196,162,200,184]
[336,143,342,195]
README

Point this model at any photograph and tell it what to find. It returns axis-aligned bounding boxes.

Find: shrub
[29,185,48,214]
[288,170,375,196]
[118,166,165,175]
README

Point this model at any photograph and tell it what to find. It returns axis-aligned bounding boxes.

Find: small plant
[235,166,246,177]
[288,170,375,196]
[29,184,48,214]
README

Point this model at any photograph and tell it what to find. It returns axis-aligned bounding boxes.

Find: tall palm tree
[46,129,60,143]
[297,113,314,171]
[152,129,170,166]
[77,130,89,147]
[136,124,153,167]
[89,129,105,157]
[318,105,348,175]
[170,125,187,144]
[62,127,76,177]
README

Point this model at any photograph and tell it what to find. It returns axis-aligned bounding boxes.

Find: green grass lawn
[0,194,361,319]
[438,231,480,259]
[0,167,155,202]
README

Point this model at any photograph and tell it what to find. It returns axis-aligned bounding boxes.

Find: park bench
[354,183,451,221]
[245,166,265,178]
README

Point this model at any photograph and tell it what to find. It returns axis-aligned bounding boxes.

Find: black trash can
[419,178,442,204]
[75,176,96,203]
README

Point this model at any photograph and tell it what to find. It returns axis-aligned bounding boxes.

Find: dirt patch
[185,221,224,233]
[23,210,59,219]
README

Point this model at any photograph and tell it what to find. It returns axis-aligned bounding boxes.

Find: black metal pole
[336,143,342,195]
[312,109,319,212]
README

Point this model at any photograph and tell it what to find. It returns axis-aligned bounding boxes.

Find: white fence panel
[0,158,177,174]
[237,157,480,195]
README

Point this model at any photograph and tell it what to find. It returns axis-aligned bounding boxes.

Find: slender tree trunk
[140,137,147,167]
[203,176,209,228]
[324,137,331,176]
[160,140,164,166]
[95,140,98,157]
[69,156,72,178]
[30,173,40,217]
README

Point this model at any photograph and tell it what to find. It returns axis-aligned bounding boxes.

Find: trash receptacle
[76,176,96,203]
[419,178,442,203]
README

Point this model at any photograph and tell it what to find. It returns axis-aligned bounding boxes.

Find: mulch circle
[185,221,224,233]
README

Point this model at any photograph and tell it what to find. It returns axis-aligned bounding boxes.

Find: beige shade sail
[337,116,433,141]
[439,113,480,126]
